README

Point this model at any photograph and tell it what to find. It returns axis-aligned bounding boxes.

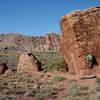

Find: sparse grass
[52,76,65,82]
[34,51,67,71]
[0,51,68,99]
[0,42,16,46]
[95,85,100,92]
[63,77,100,100]
[63,81,90,100]
[17,73,31,82]
[0,53,19,70]
[39,85,54,98]
[0,71,100,100]
[30,73,44,81]
[0,73,56,99]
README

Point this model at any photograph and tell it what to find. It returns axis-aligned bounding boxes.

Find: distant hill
[0,33,60,52]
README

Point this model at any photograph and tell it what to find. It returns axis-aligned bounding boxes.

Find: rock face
[60,7,100,75]
[17,52,41,74]
[0,33,60,52]
[0,63,8,74]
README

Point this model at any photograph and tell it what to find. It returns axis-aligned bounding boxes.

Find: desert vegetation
[0,51,66,72]
[0,51,100,100]
[0,70,67,100]
[0,51,67,100]
[62,77,100,100]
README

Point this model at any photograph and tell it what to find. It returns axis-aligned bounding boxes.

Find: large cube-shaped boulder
[60,7,100,75]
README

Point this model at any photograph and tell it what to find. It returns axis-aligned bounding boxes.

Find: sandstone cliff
[60,7,100,75]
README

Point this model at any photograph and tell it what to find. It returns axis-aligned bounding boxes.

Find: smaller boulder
[17,52,42,74]
[0,63,8,74]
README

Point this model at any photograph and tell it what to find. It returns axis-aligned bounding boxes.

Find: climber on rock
[87,52,94,68]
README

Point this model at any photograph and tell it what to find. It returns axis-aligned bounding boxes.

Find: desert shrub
[17,73,31,82]
[95,85,100,92]
[17,73,44,83]
[45,56,67,71]
[93,92,100,100]
[52,76,65,82]
[52,58,67,71]
[89,85,96,94]
[62,96,89,100]
[89,79,100,100]
[63,82,90,100]
[96,77,100,85]
[24,84,55,99]
[34,51,67,71]
[0,53,19,70]
[39,86,54,98]
[78,85,89,91]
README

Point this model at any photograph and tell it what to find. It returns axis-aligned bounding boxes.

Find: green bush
[52,58,67,70]
[45,56,67,71]
[34,51,67,71]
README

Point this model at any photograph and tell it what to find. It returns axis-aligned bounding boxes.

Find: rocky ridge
[0,33,60,52]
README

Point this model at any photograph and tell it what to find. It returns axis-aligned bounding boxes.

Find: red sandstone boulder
[60,7,100,75]
[17,52,42,74]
